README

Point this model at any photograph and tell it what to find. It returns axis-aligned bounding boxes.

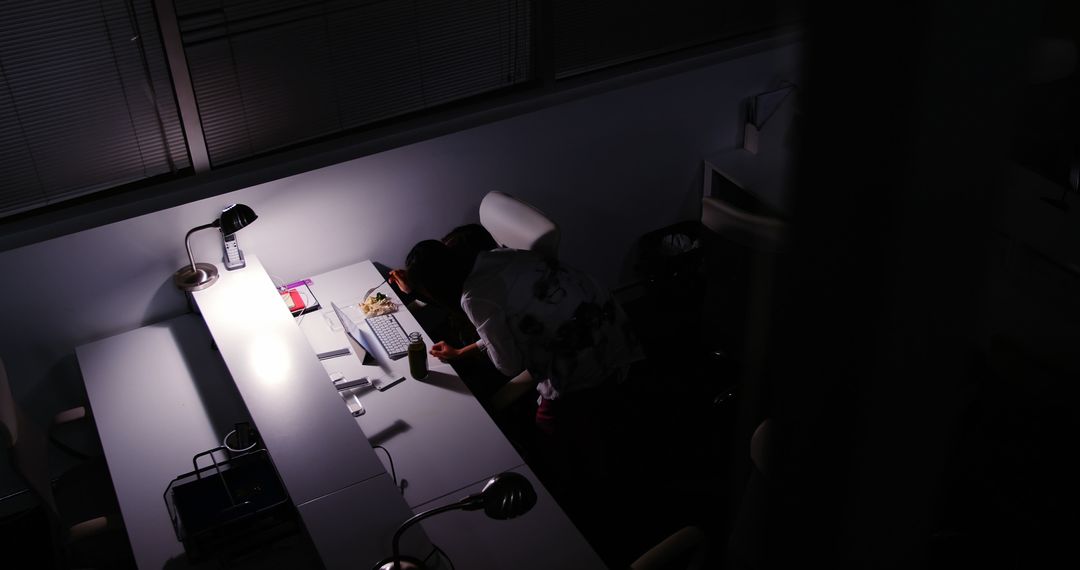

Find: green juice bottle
[407,332,428,380]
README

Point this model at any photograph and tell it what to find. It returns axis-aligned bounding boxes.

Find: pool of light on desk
[222,275,295,388]
[248,332,292,387]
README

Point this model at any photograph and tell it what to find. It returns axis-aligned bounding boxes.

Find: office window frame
[0,0,803,248]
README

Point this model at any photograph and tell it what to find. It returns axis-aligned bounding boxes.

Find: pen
[282,278,313,290]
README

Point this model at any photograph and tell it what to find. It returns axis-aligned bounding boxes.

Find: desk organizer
[164,447,298,563]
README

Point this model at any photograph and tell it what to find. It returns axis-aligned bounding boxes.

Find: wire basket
[164,447,296,563]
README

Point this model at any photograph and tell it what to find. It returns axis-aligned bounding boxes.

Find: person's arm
[387,268,411,294]
[430,341,481,361]
[464,297,524,377]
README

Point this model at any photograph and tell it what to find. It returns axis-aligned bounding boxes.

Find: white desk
[298,259,606,569]
[76,315,246,569]
[702,91,796,218]
[77,313,428,569]
[190,256,386,507]
[76,256,605,570]
[299,260,525,508]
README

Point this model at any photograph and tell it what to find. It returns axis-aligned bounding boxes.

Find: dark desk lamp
[373,472,538,570]
[173,204,258,292]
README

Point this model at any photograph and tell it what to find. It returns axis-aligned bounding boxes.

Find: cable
[424,543,455,570]
[222,429,257,453]
[372,445,398,491]
[296,286,313,324]
[297,281,321,327]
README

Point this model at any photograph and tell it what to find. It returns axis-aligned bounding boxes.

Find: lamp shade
[219,203,257,236]
[464,472,538,520]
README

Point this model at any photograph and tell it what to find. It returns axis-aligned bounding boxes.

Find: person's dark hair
[405,240,471,308]
[442,224,497,266]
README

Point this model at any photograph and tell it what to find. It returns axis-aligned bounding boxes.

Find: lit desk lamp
[173,204,258,292]
[373,472,538,570]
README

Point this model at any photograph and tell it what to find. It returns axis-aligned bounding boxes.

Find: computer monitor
[330,301,387,372]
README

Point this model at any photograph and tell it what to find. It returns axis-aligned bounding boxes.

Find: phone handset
[222,232,246,270]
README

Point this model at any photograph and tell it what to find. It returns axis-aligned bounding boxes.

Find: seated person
[383,224,511,405]
[388,223,496,296]
[381,223,497,345]
[396,240,644,436]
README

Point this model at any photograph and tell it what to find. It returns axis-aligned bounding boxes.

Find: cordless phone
[222,233,246,270]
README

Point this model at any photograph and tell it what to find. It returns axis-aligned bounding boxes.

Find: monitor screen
[330,301,382,369]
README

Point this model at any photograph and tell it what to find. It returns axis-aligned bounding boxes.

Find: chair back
[630,525,707,570]
[1,358,63,529]
[1,358,123,570]
[479,191,559,259]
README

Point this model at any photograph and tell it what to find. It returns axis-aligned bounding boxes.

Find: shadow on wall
[143,273,192,330]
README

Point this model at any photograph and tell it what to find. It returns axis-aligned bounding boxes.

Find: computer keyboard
[365,313,410,359]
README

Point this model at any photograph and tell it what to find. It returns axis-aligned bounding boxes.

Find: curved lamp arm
[389,500,477,570]
[376,472,535,570]
[183,221,220,271]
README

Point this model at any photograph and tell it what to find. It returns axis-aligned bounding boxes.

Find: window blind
[552,0,801,79]
[0,0,189,218]
[176,0,532,167]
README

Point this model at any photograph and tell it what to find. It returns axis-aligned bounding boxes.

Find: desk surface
[191,255,385,507]
[77,257,605,570]
[703,93,797,216]
[299,260,605,568]
[299,259,526,509]
[78,314,430,569]
[76,315,245,569]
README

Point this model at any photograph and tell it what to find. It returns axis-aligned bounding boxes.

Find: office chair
[489,370,535,413]
[630,525,708,570]
[725,418,772,570]
[0,357,131,569]
[478,191,561,413]
[478,190,560,260]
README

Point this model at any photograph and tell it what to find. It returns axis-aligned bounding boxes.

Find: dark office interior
[2,1,1079,568]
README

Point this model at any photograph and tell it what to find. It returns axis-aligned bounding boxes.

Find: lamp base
[173,263,220,292]
[372,555,427,570]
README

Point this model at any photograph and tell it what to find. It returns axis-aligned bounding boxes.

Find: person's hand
[388,268,411,294]
[430,341,461,362]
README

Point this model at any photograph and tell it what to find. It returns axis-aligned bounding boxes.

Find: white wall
[0,41,801,494]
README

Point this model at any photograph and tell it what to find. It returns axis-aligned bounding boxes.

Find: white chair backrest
[479,191,559,259]
[0,357,17,447]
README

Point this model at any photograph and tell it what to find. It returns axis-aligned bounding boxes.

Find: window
[1,0,802,223]
[0,0,188,218]
[552,0,802,78]
[176,0,532,167]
